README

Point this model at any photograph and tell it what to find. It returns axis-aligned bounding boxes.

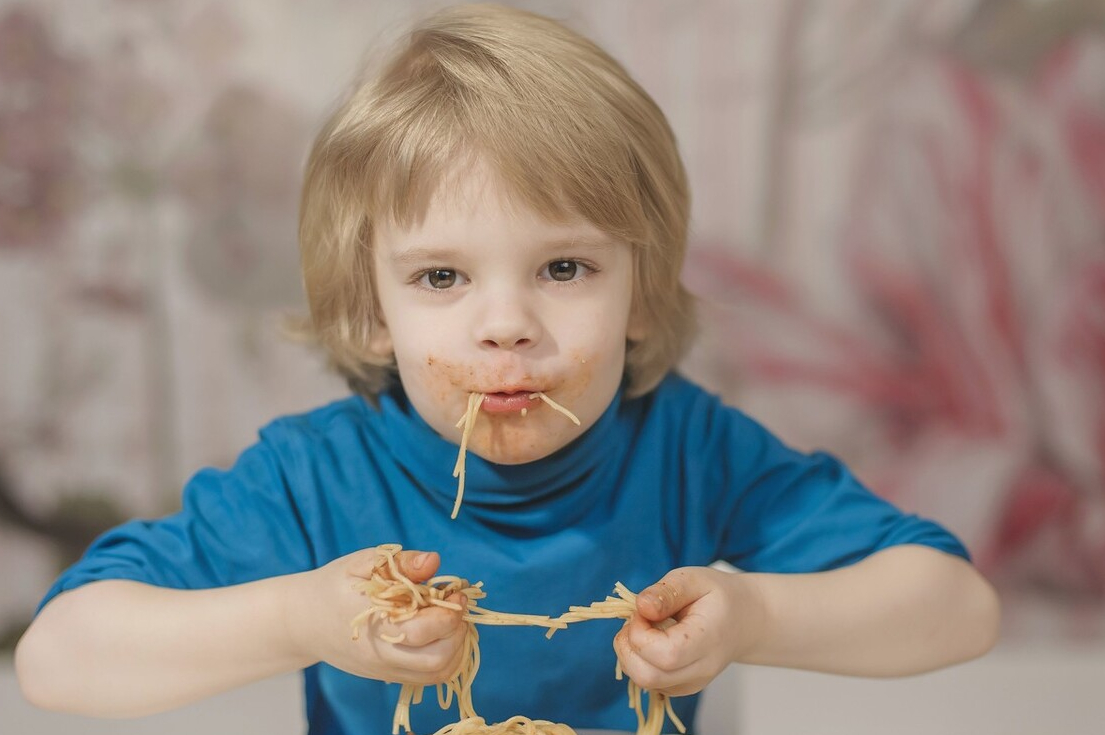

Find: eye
[419,269,459,289]
[544,260,588,282]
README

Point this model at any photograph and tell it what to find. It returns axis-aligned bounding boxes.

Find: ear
[367,321,393,357]
[626,303,649,342]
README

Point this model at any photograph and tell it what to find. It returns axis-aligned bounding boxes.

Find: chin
[464,420,573,466]
[471,439,563,466]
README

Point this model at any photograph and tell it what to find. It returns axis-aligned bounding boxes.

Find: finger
[614,626,710,696]
[399,616,472,683]
[346,546,395,578]
[622,613,699,671]
[393,595,468,647]
[636,568,712,623]
[614,626,674,691]
[377,622,469,681]
[393,550,441,583]
[373,592,467,646]
[391,626,466,668]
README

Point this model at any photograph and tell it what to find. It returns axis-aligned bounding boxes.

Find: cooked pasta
[430,716,578,735]
[550,584,687,735]
[528,392,580,425]
[351,544,565,734]
[451,393,486,519]
[449,391,580,519]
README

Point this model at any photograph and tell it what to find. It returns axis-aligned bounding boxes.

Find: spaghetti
[550,584,687,735]
[351,544,566,734]
[528,392,580,425]
[451,393,486,519]
[429,716,578,734]
[367,377,682,734]
[449,391,580,518]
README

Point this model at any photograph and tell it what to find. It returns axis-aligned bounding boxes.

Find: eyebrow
[388,234,620,265]
[542,234,621,252]
[389,247,461,266]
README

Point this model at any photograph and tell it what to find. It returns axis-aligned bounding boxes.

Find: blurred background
[1,0,1103,732]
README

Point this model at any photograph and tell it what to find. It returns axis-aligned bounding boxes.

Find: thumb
[635,568,709,623]
[393,549,441,583]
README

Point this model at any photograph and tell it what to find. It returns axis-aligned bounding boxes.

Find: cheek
[408,354,479,411]
[556,350,600,403]
[567,309,631,363]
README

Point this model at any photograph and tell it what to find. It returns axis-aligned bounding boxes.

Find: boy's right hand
[288,547,468,686]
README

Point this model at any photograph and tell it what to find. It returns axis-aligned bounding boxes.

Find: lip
[478,390,542,414]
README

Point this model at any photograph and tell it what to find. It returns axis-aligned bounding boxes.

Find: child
[15,4,1001,734]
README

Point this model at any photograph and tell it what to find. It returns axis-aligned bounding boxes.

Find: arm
[16,576,311,717]
[736,544,1000,675]
[15,549,466,717]
[615,544,1001,696]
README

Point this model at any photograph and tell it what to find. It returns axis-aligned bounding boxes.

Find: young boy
[15,4,1000,734]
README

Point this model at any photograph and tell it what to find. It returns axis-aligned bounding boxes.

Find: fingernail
[413,552,430,570]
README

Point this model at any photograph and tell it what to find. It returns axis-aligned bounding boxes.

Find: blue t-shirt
[39,373,968,734]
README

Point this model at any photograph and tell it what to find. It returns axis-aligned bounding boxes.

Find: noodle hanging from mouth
[528,392,580,425]
[451,393,486,519]
[449,391,579,519]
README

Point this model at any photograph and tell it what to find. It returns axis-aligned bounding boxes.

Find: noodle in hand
[351,544,482,733]
[551,584,687,735]
[350,544,565,734]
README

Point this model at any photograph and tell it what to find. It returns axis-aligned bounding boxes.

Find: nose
[474,286,542,351]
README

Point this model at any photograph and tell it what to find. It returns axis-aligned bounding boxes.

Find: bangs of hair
[359,9,681,242]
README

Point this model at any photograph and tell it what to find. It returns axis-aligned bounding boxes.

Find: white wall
[708,640,1105,735]
[5,638,1104,734]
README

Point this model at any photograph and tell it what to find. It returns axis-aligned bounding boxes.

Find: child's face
[370,162,642,465]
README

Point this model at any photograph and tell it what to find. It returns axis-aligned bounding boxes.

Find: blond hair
[297,3,695,398]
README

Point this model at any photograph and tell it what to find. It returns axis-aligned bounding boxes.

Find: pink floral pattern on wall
[687,33,1105,631]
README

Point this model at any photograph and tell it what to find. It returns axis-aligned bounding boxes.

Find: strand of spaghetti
[453,393,479,472]
[451,392,485,519]
[386,550,428,609]
[392,684,416,735]
[528,392,581,425]
[455,399,470,429]
[464,606,567,631]
[665,696,687,733]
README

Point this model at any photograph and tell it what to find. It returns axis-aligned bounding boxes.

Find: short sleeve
[699,405,970,573]
[37,434,315,612]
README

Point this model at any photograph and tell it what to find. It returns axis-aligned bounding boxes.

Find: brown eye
[547,260,578,282]
[425,269,457,289]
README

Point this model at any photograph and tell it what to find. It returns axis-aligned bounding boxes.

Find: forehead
[376,158,614,246]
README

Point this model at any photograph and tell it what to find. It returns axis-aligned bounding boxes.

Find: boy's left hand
[613,566,765,697]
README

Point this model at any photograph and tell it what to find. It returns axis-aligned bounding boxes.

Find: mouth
[477,390,543,414]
